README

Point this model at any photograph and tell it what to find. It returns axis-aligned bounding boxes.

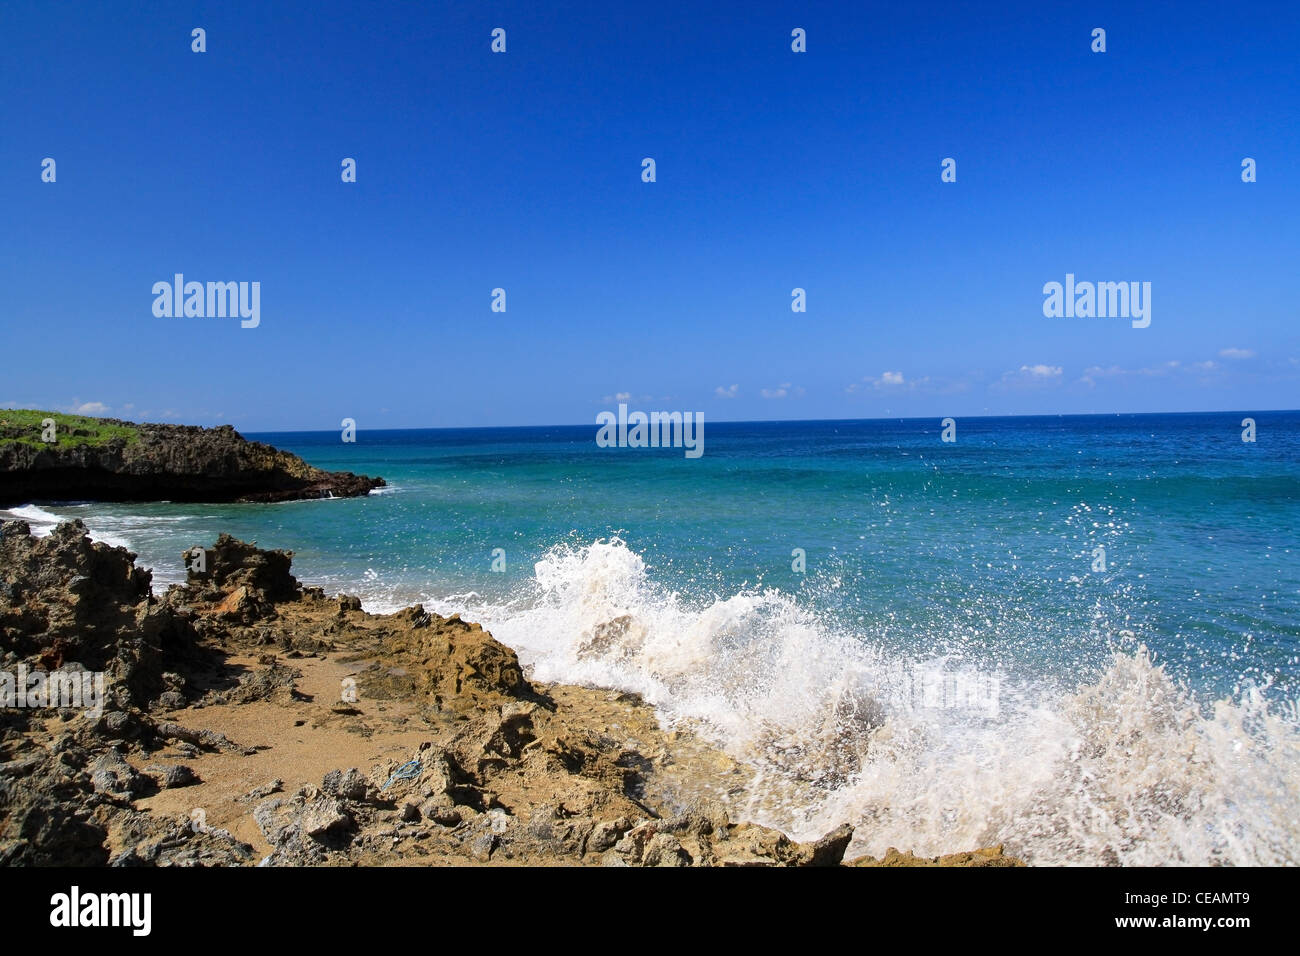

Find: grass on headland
[0,409,141,449]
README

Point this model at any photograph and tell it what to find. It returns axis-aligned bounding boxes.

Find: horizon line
[240,407,1299,435]
[9,406,1294,435]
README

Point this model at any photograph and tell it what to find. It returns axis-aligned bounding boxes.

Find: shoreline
[0,519,1021,867]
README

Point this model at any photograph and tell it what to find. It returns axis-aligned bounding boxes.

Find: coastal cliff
[0,520,1021,867]
[0,410,383,506]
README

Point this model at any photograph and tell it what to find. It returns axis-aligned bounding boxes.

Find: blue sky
[2,0,1297,429]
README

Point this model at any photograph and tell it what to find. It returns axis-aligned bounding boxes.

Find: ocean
[8,411,1299,865]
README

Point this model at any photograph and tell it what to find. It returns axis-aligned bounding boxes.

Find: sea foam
[426,536,1300,866]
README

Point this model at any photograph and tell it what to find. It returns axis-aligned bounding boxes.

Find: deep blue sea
[10,411,1299,864]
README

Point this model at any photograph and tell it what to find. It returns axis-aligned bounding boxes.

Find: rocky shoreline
[0,519,1021,867]
[0,412,383,506]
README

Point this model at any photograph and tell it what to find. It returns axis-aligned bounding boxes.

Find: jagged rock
[89,750,146,798]
[396,605,432,629]
[225,662,301,704]
[468,831,497,861]
[846,845,1024,867]
[96,711,134,739]
[448,706,538,782]
[371,613,529,707]
[253,799,299,847]
[643,832,692,867]
[805,824,856,866]
[108,814,255,867]
[0,520,196,708]
[704,821,855,867]
[242,779,283,801]
[186,534,301,606]
[153,722,254,755]
[322,768,371,802]
[588,817,633,853]
[0,740,111,866]
[300,797,352,837]
[422,802,464,826]
[144,764,197,789]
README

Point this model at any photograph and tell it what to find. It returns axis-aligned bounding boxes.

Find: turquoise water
[11,411,1300,864]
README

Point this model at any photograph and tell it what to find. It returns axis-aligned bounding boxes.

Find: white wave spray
[427,536,1299,866]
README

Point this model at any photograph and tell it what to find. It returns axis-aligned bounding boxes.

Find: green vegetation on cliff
[0,409,383,505]
[0,409,142,450]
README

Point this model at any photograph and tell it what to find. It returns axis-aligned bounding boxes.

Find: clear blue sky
[2,0,1297,429]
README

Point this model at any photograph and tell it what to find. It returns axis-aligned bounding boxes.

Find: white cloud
[994,365,1063,390]
[714,384,739,399]
[1078,358,1224,387]
[1022,364,1062,379]
[1079,365,1122,386]
[1079,361,1174,386]
[66,401,111,416]
[848,371,931,394]
[602,391,634,403]
[1219,347,1255,360]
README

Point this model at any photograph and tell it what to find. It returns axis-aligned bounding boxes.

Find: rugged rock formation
[0,521,1024,868]
[0,520,196,709]
[0,413,383,505]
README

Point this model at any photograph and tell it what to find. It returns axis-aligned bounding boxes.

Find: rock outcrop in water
[0,520,1022,867]
[0,412,383,505]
